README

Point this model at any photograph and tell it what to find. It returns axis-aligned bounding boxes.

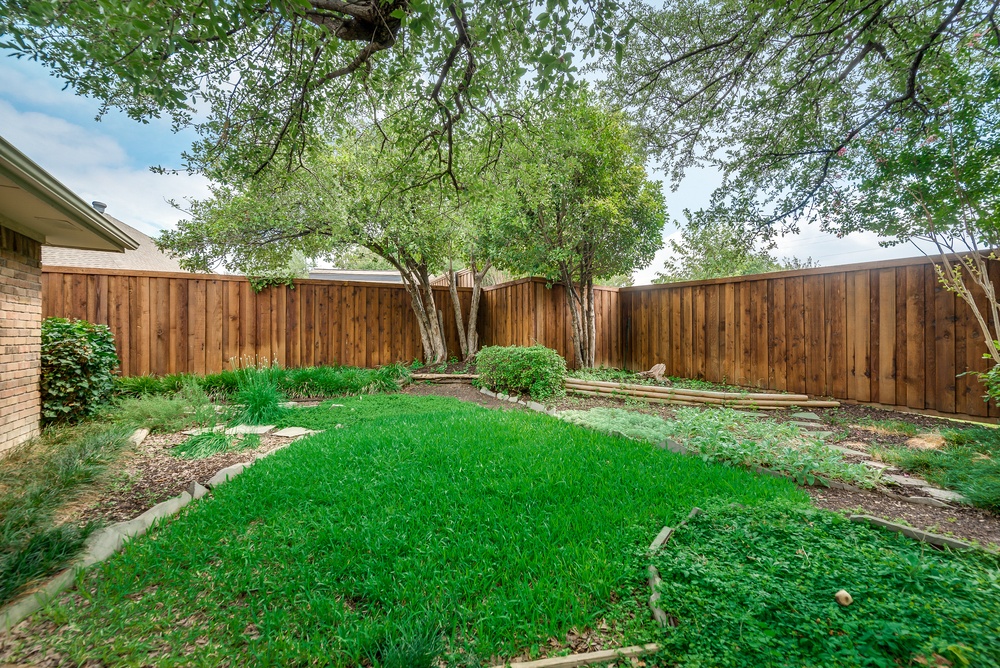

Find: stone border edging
[479,387,558,416]
[0,438,296,635]
[489,643,660,668]
[848,514,979,551]
[644,507,702,629]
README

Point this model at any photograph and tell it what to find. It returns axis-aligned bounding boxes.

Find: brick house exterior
[0,225,43,449]
[0,136,136,455]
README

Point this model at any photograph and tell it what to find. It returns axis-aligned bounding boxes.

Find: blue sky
[0,55,928,282]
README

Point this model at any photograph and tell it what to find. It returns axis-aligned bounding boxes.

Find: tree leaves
[3,0,628,182]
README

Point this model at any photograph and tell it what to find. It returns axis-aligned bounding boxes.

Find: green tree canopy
[604,0,999,231]
[654,212,816,284]
[2,0,630,183]
[492,94,666,366]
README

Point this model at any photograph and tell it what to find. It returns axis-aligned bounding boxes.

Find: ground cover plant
[475,345,567,400]
[0,424,132,607]
[560,407,879,487]
[114,363,410,400]
[876,426,1000,512]
[650,502,1000,667]
[14,395,805,666]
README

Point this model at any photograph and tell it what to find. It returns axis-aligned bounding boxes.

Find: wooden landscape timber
[411,373,479,383]
[564,378,840,409]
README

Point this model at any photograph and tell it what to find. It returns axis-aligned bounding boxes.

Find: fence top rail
[42,266,626,294]
[617,253,983,292]
[481,276,621,292]
[40,265,477,291]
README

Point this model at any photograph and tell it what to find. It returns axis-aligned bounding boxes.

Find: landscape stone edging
[0,489,196,634]
[0,439,299,635]
[479,387,560,416]
[848,514,979,551]
[644,508,702,629]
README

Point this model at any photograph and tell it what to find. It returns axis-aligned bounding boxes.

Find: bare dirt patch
[807,485,1000,550]
[404,380,518,410]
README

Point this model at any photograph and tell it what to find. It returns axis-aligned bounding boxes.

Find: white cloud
[0,101,209,236]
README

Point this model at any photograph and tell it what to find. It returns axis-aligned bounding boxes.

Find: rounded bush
[475,345,567,400]
[40,317,120,424]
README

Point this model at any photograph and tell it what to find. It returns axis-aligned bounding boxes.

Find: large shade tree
[605,0,1000,393]
[2,0,630,182]
[492,95,666,367]
[160,130,485,364]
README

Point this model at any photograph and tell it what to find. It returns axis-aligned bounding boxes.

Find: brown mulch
[807,486,1000,551]
[59,432,296,526]
[404,380,517,409]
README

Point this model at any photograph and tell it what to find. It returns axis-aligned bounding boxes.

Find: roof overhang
[0,136,138,252]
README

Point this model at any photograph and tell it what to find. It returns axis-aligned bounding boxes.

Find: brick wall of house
[1,224,43,455]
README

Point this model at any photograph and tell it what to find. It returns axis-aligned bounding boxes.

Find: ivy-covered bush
[40,317,119,424]
[475,345,567,400]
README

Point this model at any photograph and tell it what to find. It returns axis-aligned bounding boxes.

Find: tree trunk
[374,246,448,365]
[560,261,595,368]
[448,260,469,359]
[465,260,490,360]
[447,258,490,362]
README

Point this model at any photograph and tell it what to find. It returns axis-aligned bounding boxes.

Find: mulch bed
[59,432,296,527]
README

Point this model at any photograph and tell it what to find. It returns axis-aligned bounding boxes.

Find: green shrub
[475,345,566,400]
[40,317,120,424]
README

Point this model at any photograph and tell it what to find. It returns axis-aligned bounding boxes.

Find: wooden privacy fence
[42,255,1000,420]
[479,278,621,369]
[620,256,1000,420]
[42,267,470,376]
[40,269,620,377]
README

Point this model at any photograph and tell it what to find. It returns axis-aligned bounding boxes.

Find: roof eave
[0,136,139,251]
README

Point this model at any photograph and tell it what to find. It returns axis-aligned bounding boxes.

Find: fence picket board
[38,259,1000,421]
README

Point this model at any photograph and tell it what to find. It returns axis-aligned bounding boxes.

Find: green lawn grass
[23,395,804,666]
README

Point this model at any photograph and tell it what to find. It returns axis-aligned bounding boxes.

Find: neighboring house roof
[308,269,403,283]
[0,136,136,252]
[430,267,517,287]
[42,217,186,272]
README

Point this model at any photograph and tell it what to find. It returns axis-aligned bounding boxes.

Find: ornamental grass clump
[475,345,567,400]
[228,369,285,425]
